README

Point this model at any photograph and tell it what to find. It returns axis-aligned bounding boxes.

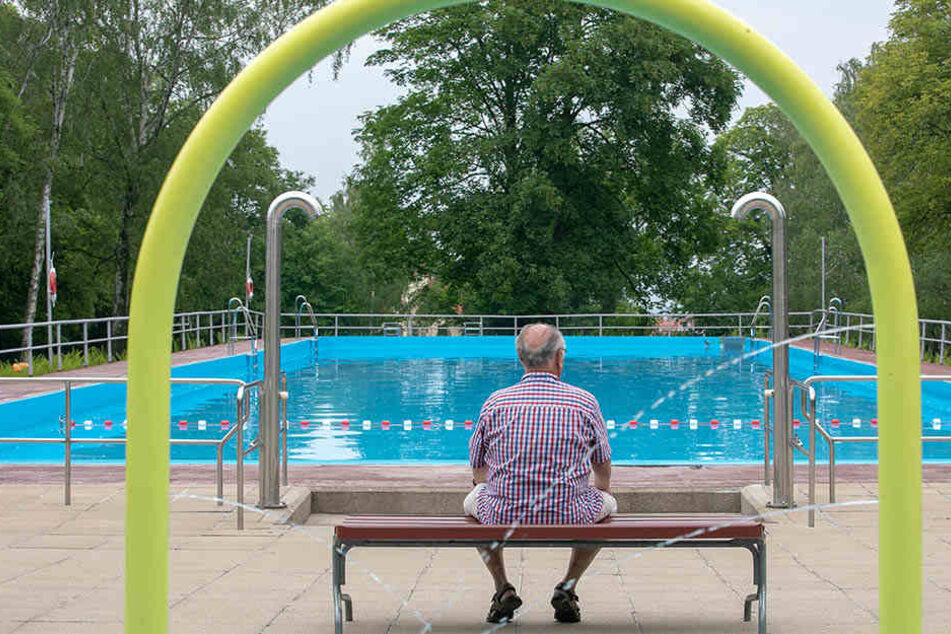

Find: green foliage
[353,0,741,313]
[848,0,951,318]
[0,0,339,356]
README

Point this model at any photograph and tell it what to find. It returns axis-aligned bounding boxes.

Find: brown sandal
[486,582,522,623]
[551,581,581,623]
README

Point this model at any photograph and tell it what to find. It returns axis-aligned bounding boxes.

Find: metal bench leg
[332,540,352,633]
[342,593,353,621]
[758,541,767,634]
[741,541,767,634]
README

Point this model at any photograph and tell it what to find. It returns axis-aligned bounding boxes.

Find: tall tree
[13,0,97,352]
[849,0,951,318]
[353,0,741,313]
[82,0,327,315]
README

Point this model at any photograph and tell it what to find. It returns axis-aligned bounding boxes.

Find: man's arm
[591,459,611,493]
[473,466,488,484]
[468,404,491,485]
[588,398,612,492]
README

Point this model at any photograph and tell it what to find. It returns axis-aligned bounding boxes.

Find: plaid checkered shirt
[468,371,612,524]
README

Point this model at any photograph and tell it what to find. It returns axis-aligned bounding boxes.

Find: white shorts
[464,483,618,523]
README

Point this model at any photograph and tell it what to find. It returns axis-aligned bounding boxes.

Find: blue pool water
[1,336,950,464]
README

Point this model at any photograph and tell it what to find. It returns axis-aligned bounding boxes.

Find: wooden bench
[332,513,766,633]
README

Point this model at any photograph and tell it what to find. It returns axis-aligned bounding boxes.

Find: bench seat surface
[336,513,764,542]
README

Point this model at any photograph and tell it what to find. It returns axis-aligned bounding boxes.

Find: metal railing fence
[0,309,263,376]
[4,308,950,375]
[822,310,951,364]
[0,375,261,529]
[274,310,820,339]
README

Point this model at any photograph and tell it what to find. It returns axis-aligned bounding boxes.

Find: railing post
[47,319,53,367]
[737,314,742,336]
[763,374,771,487]
[858,315,864,349]
[808,391,816,528]
[27,328,34,376]
[106,319,113,362]
[599,315,603,336]
[64,381,71,505]
[180,315,186,351]
[281,373,288,486]
[237,391,245,529]
[83,322,89,367]
[196,313,201,348]
[56,323,62,370]
[828,442,836,503]
[921,321,926,361]
[941,323,946,365]
[334,315,339,337]
[479,316,484,336]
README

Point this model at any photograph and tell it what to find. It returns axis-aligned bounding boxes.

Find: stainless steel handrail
[812,298,843,357]
[227,298,258,356]
[762,371,772,487]
[801,374,951,527]
[748,296,772,339]
[294,297,319,339]
[280,372,289,486]
[0,375,262,529]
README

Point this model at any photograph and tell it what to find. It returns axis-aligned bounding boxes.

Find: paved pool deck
[1,480,949,633]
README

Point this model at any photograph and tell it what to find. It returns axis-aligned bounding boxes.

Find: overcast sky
[260,0,896,202]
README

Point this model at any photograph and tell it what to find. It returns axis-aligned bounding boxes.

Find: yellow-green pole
[125,1,920,633]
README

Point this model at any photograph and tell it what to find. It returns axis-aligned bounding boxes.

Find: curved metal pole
[260,192,320,508]
[732,192,792,508]
[294,294,308,338]
[124,2,921,632]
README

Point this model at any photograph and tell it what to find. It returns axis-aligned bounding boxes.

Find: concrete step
[310,485,768,516]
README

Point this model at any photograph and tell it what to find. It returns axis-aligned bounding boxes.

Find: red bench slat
[336,513,763,541]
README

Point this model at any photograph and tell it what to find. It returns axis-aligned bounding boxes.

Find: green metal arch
[124,1,921,632]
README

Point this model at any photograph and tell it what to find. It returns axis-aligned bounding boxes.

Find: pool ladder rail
[294,295,319,340]
[762,371,951,527]
[747,296,772,340]
[811,297,843,359]
[227,297,260,357]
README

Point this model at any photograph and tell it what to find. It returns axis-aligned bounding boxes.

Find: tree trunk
[20,176,53,356]
[112,193,136,316]
[19,46,77,357]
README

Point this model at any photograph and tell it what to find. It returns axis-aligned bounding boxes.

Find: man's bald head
[516,323,565,372]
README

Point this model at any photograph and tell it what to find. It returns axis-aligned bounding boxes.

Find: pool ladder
[747,296,772,339]
[294,295,319,339]
[812,297,843,360]
[227,297,259,357]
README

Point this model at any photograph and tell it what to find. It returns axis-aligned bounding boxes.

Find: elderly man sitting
[465,323,617,624]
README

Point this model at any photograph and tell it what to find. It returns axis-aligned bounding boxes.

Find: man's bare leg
[561,546,600,590]
[478,546,509,591]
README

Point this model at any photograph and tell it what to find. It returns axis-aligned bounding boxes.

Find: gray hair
[516,323,565,369]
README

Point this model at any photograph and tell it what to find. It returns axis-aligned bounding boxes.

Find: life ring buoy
[245,277,253,300]
[48,267,57,306]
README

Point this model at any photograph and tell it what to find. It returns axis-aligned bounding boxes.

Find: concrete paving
[1,481,949,633]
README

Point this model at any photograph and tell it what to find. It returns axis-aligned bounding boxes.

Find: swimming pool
[1,336,950,464]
